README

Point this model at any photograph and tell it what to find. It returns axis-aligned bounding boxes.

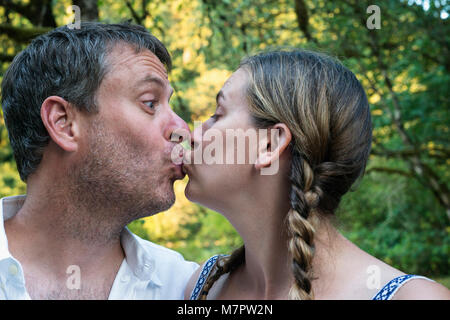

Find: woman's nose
[191,120,207,150]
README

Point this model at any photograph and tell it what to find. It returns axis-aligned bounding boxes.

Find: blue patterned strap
[372,274,434,300]
[190,255,222,300]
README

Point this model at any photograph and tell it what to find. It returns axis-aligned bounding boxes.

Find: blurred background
[0,0,448,287]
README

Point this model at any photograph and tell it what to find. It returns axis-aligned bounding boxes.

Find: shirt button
[144,260,154,271]
[121,274,130,283]
[8,263,19,276]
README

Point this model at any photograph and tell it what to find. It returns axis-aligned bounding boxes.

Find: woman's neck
[219,198,343,299]
[217,187,292,299]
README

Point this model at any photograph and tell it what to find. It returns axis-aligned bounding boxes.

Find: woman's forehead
[220,69,248,100]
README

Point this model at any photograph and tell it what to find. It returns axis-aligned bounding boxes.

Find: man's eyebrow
[135,75,166,89]
[136,75,174,97]
[216,90,225,105]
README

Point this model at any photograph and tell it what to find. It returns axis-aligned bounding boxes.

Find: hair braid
[197,246,245,300]
[287,152,321,299]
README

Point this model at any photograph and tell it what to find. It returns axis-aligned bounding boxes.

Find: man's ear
[255,123,292,170]
[40,96,79,152]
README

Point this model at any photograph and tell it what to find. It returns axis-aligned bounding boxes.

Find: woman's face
[183,68,260,210]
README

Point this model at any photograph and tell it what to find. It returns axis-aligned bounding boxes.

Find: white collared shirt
[0,195,198,300]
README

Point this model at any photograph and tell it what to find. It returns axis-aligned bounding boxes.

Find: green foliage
[434,276,450,289]
[0,0,448,277]
[165,209,243,263]
[338,169,449,275]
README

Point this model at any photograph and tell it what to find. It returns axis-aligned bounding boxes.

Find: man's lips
[169,142,193,179]
[171,163,185,180]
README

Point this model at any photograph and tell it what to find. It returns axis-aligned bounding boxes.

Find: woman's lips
[179,144,195,176]
[182,148,193,165]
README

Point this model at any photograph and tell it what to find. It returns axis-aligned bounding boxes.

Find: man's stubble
[64,117,176,243]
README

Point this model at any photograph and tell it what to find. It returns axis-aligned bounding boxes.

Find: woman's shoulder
[387,275,450,300]
[357,254,449,300]
[330,237,449,300]
[356,254,449,300]
[360,251,450,300]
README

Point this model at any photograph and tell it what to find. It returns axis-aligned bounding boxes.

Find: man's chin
[144,189,176,217]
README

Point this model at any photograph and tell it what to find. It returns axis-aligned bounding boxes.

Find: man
[0,22,197,299]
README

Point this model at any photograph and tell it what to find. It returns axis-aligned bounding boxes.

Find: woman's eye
[144,101,155,110]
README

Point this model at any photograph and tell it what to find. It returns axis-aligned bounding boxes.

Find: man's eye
[144,101,155,110]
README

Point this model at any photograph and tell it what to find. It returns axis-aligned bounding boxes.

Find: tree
[0,0,448,275]
[198,0,449,219]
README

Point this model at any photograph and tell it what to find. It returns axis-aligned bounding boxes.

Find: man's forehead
[106,43,168,80]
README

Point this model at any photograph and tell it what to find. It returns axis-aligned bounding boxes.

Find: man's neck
[3,191,126,299]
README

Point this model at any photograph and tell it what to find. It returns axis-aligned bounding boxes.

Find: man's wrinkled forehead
[105,42,168,80]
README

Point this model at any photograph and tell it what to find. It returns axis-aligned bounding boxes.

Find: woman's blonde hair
[198,50,372,300]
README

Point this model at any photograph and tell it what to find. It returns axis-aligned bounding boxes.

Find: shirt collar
[0,195,26,261]
[0,195,163,287]
[120,227,163,286]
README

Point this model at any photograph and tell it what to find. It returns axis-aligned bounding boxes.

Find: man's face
[72,44,188,222]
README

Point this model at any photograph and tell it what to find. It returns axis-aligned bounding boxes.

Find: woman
[182,50,449,300]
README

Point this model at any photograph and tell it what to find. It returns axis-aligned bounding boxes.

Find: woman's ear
[255,123,292,174]
[40,96,80,152]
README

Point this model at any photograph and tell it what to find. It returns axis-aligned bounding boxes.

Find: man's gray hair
[1,22,171,181]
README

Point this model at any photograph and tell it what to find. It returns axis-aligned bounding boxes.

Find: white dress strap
[372,274,434,300]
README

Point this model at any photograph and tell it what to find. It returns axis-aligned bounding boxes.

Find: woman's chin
[184,179,197,202]
[184,180,211,208]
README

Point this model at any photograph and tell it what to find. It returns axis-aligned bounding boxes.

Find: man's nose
[167,109,191,144]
